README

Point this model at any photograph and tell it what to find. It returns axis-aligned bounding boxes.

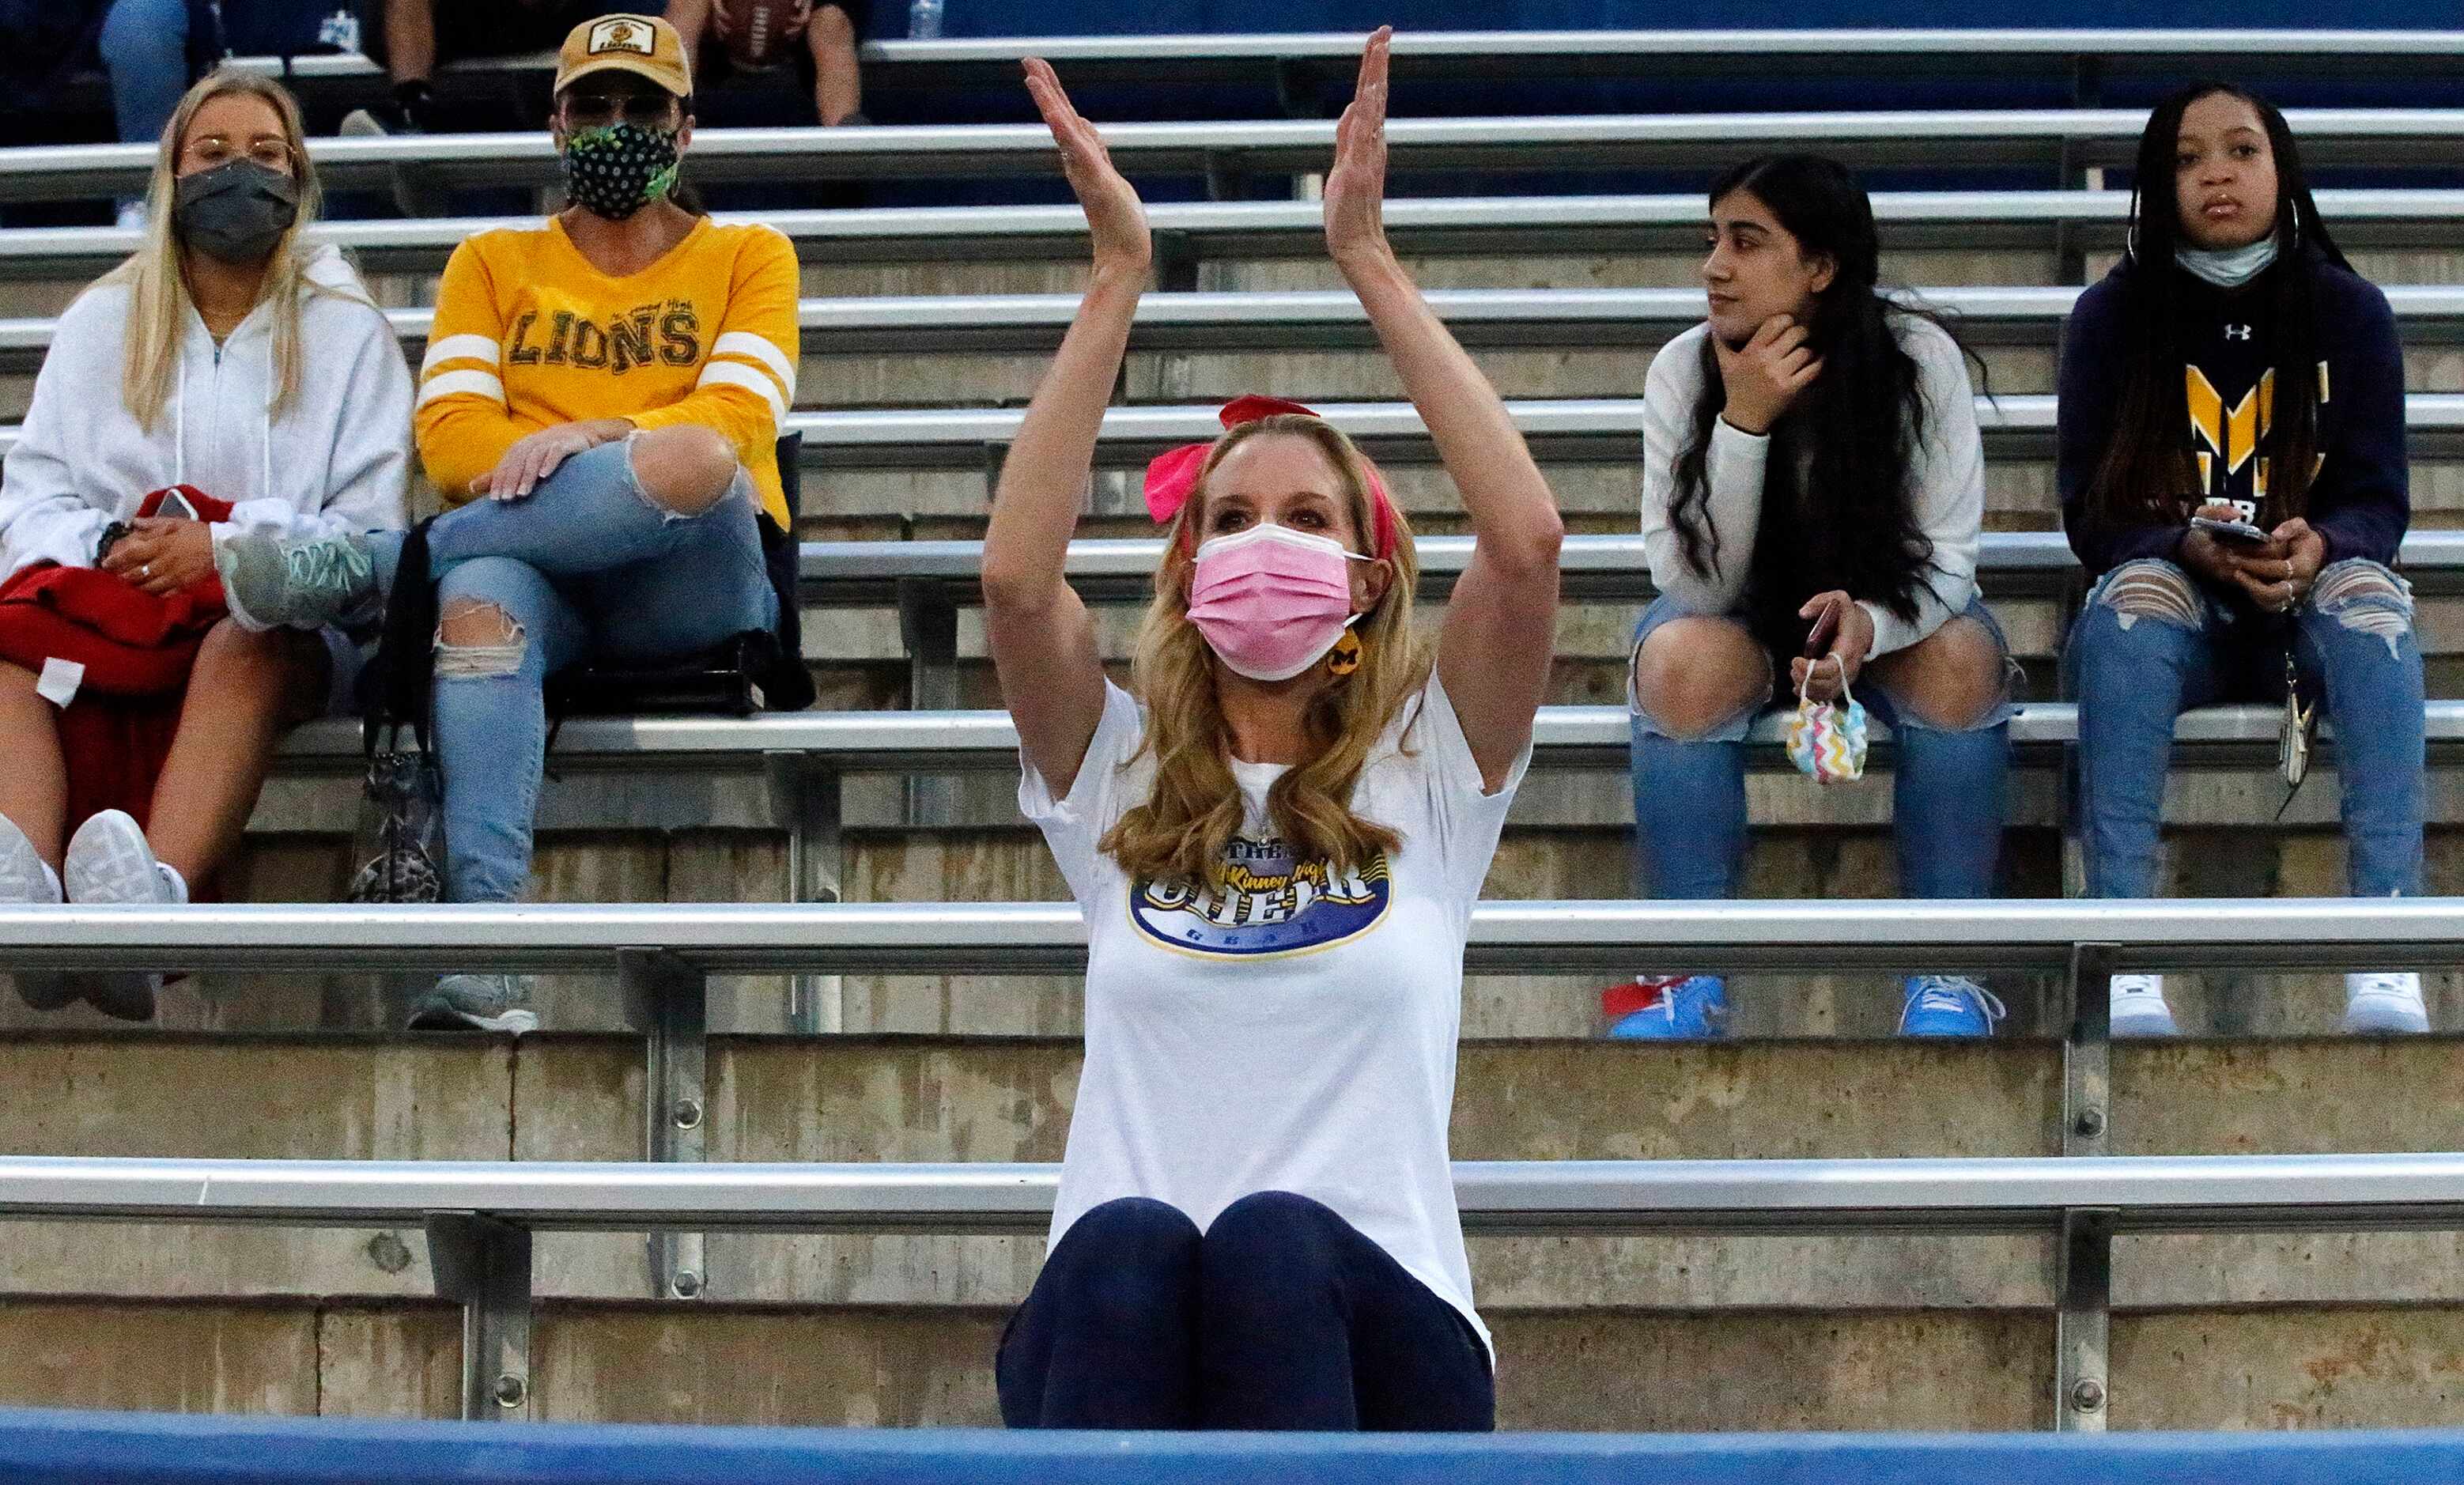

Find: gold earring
[1326,629,1363,677]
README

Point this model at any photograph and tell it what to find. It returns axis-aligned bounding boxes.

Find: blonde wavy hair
[1100,414,1430,886]
[98,70,349,431]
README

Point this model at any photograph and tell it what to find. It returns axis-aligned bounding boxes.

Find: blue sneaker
[1899,975,2005,1038]
[1606,975,1729,1039]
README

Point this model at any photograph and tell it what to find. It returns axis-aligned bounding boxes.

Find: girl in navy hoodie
[2058,82,2423,1037]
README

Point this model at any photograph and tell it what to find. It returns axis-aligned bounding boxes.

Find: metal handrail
[16,392,2464,464]
[6,188,2462,278]
[2,1151,2461,1236]
[5,108,2462,202]
[0,897,2458,976]
[9,284,2464,365]
[12,395,2464,463]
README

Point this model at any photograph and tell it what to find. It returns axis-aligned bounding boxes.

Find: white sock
[156,861,189,905]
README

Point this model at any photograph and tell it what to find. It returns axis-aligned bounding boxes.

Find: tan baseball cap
[555,14,692,98]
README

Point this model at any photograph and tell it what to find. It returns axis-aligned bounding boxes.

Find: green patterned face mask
[559,122,681,221]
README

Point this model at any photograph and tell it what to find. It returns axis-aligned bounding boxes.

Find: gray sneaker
[0,812,71,1011]
[407,973,537,1034]
[216,528,380,631]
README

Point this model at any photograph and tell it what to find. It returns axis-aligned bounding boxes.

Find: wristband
[93,520,130,566]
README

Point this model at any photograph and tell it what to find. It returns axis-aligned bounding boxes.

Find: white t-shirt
[1021,673,1529,1355]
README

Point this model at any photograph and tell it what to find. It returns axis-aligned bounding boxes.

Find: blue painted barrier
[1,1410,2461,1485]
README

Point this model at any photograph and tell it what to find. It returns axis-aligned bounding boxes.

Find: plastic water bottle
[318,6,361,52]
[907,0,943,39]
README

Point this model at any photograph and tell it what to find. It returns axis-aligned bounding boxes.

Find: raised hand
[1024,58,1149,274]
[1324,26,1393,271]
[1714,314,1823,435]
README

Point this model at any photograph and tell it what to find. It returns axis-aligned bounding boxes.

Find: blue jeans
[369,438,777,904]
[998,1193,1495,1431]
[99,0,188,145]
[2065,557,2424,900]
[1628,594,2016,900]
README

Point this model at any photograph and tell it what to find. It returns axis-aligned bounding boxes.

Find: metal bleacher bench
[8,285,2464,372]
[221,28,2464,96]
[1,395,2455,471]
[6,108,2464,206]
[3,897,2463,1425]
[5,188,2462,282]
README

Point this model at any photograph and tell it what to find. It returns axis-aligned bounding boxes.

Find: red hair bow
[1143,395,1399,560]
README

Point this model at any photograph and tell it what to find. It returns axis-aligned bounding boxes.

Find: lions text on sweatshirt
[2056,248,2409,582]
[414,216,800,526]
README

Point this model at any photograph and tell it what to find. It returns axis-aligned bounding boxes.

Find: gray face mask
[173,159,300,264]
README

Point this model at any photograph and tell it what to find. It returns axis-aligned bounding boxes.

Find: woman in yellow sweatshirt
[219,14,799,1032]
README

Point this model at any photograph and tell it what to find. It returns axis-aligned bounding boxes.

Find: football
[717,0,806,70]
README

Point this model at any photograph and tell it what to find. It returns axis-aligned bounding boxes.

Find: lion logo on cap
[588,17,654,55]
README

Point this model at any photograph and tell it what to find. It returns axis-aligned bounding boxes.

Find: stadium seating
[1,25,2462,1440]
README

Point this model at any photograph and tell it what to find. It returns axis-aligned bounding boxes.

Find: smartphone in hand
[2191,515,2271,546]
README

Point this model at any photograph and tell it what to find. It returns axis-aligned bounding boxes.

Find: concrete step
[3,1295,2456,1430]
[14,813,2461,1038]
[1,1033,2460,1426]
[11,318,2464,429]
[6,241,2458,322]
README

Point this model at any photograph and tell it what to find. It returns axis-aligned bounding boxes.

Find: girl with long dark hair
[1604,153,2012,1041]
[2059,84,2424,1037]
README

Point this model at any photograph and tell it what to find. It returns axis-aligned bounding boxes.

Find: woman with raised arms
[984,30,1562,1431]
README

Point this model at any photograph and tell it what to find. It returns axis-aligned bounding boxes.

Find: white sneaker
[0,813,72,1011]
[2343,972,2429,1035]
[2110,973,2178,1037]
[62,811,179,1022]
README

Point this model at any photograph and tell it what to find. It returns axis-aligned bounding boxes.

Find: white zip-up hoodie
[0,244,411,596]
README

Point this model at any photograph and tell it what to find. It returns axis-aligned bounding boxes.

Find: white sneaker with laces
[62,810,180,1021]
[0,813,71,1011]
[2342,972,2429,1034]
[2109,973,2178,1037]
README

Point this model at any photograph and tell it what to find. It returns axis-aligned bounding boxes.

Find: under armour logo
[2224,324,2253,341]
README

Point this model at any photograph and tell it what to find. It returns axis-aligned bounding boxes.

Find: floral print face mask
[559,122,682,221]
[1785,659,1869,786]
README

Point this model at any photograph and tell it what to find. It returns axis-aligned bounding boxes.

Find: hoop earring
[1325,628,1362,677]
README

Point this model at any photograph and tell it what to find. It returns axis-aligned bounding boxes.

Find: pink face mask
[1185,523,1374,682]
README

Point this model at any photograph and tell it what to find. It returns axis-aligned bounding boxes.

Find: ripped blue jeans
[2065,556,2424,900]
[1627,594,2016,900]
[366,438,777,903]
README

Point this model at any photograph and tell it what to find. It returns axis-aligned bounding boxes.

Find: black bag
[347,518,446,905]
[545,432,815,720]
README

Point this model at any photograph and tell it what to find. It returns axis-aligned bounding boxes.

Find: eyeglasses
[182,135,294,173]
[560,93,680,129]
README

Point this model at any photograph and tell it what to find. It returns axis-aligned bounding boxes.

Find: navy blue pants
[996,1191,1495,1431]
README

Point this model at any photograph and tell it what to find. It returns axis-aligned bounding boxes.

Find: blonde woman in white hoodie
[0,71,412,1018]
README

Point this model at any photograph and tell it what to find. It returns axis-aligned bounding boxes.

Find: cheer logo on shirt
[1130,833,1391,958]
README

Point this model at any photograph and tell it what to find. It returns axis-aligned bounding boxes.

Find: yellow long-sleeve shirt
[414,216,800,526]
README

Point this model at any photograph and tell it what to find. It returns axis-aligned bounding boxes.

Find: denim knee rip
[1626,639,1772,743]
[2309,558,2415,659]
[434,599,526,680]
[620,429,750,524]
[2094,559,2205,633]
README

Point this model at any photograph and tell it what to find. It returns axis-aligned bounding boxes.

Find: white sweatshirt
[1638,313,1985,659]
[0,244,412,595]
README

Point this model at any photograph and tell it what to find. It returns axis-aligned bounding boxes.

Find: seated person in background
[667,0,868,127]
[1602,153,2012,1041]
[344,0,639,134]
[220,13,799,1034]
[0,70,411,1018]
[2059,83,2424,1038]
